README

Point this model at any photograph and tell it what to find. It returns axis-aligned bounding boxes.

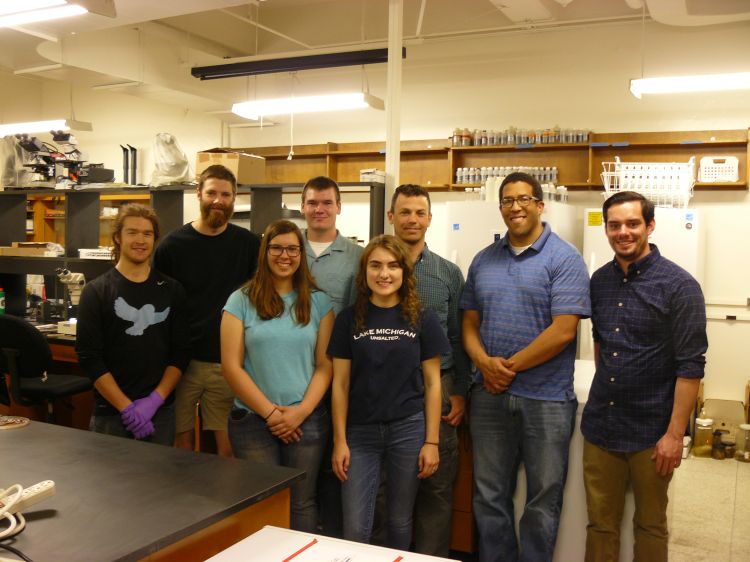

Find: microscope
[16,131,85,188]
[55,268,85,335]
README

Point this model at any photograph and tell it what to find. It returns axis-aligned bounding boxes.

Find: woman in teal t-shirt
[221,219,334,533]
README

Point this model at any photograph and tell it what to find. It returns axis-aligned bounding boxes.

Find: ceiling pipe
[219,8,313,50]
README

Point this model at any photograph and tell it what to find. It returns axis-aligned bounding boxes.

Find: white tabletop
[206,526,457,562]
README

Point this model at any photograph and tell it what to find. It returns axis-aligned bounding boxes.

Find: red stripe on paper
[282,538,318,561]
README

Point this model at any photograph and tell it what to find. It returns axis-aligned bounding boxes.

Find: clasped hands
[265,404,306,444]
[120,390,164,439]
[479,356,516,394]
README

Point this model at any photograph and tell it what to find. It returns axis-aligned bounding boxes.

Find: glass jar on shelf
[693,417,713,458]
[736,423,750,462]
[711,430,726,460]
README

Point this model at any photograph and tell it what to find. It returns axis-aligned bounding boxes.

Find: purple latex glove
[132,420,155,440]
[131,390,165,423]
[121,402,155,439]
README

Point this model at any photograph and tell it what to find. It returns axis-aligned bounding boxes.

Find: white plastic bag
[150,132,191,186]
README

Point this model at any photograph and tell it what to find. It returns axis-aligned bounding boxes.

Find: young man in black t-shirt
[76,204,189,445]
[153,165,260,456]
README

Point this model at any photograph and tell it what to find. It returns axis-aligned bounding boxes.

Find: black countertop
[0,422,303,562]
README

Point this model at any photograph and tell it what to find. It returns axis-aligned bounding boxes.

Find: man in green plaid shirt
[388,183,472,557]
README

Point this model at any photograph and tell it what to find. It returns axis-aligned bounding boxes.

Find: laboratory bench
[0,421,303,562]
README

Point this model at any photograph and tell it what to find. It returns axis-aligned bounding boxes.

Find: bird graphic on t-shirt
[114,297,170,336]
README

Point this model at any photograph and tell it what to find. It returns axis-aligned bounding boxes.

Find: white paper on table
[288,540,399,562]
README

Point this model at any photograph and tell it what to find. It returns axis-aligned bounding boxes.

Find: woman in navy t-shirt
[327,234,449,549]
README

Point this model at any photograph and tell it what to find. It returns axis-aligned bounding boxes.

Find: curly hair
[244,219,319,325]
[354,234,422,331]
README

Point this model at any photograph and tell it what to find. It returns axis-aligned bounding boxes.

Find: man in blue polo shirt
[581,191,707,562]
[461,172,590,562]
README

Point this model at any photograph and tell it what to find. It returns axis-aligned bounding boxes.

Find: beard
[200,201,234,228]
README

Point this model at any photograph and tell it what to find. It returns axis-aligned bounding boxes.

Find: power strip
[0,480,55,513]
[13,480,56,512]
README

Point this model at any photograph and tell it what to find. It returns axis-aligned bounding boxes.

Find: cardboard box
[359,168,385,183]
[0,242,60,257]
[195,149,266,185]
[0,246,52,257]
[703,398,746,439]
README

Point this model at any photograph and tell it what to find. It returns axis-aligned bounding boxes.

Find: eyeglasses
[500,195,540,209]
[267,245,301,257]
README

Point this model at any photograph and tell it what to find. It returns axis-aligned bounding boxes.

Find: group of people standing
[75,163,707,562]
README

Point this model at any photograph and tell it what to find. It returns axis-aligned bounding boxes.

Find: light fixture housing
[0,0,115,28]
[193,48,403,80]
[630,72,750,99]
[0,118,92,136]
[232,93,385,120]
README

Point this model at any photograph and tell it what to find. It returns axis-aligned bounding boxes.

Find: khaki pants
[583,439,672,562]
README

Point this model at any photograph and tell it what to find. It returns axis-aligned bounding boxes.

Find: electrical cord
[0,485,34,561]
[0,542,35,562]
[0,485,27,540]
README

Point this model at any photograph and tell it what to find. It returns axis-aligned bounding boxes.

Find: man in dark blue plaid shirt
[581,191,707,562]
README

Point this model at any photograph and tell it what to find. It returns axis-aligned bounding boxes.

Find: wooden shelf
[239,129,748,190]
[695,181,747,189]
[590,140,745,149]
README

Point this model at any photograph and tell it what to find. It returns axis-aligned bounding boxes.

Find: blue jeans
[414,370,460,556]
[341,410,424,550]
[89,403,175,446]
[228,406,329,533]
[470,386,577,562]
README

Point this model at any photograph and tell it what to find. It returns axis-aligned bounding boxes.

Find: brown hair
[301,176,341,204]
[390,183,431,212]
[354,235,422,331]
[111,203,160,263]
[244,220,319,325]
[199,164,237,194]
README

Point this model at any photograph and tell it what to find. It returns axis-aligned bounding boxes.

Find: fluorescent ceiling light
[0,4,87,27]
[630,72,750,99]
[0,1,116,28]
[0,118,92,136]
[232,93,385,120]
[0,1,67,16]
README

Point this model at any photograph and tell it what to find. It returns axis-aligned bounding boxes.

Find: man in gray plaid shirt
[388,183,472,556]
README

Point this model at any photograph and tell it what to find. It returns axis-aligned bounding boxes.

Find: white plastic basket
[698,156,739,183]
[601,156,695,208]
